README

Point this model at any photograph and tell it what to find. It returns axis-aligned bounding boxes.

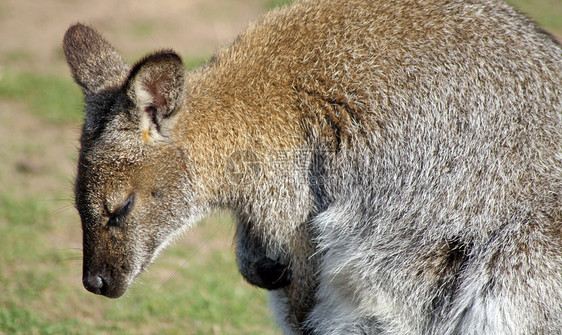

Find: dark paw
[255,257,291,290]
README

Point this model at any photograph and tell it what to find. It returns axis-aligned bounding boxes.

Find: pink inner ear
[142,75,169,112]
[128,50,185,122]
[144,105,159,125]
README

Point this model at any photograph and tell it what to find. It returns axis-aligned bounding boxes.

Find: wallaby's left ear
[63,23,130,95]
[126,51,186,132]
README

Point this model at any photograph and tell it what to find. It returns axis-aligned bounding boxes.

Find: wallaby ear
[126,51,186,131]
[63,23,130,95]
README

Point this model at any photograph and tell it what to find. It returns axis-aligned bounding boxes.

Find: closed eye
[107,193,135,228]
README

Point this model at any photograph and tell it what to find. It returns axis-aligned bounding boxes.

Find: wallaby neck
[174,68,311,220]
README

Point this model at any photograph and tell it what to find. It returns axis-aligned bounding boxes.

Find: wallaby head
[64,24,197,298]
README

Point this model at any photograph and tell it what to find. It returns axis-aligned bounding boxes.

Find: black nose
[83,273,106,295]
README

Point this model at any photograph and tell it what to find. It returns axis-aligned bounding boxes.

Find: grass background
[0,0,560,334]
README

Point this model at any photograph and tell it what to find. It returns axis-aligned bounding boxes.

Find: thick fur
[64,0,561,334]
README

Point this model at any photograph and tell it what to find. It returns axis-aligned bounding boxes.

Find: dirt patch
[0,101,79,197]
[0,0,267,74]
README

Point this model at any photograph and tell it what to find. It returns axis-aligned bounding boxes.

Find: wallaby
[63,0,561,334]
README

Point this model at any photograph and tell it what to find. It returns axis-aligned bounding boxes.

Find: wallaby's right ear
[63,24,130,95]
[125,51,186,139]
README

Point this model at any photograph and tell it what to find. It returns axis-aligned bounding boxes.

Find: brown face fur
[75,133,191,297]
[65,24,201,298]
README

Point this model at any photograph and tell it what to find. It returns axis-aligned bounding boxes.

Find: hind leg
[444,222,562,335]
[305,272,384,335]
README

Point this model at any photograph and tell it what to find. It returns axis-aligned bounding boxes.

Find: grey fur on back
[249,1,562,333]
[64,0,561,334]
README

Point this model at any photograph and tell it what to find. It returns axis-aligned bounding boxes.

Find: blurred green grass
[267,0,296,9]
[0,69,83,124]
[0,0,559,334]
[0,205,278,334]
[510,0,562,33]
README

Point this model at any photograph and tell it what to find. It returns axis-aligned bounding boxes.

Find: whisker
[61,256,83,262]
[40,198,73,203]
[51,204,76,216]
[151,36,162,49]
